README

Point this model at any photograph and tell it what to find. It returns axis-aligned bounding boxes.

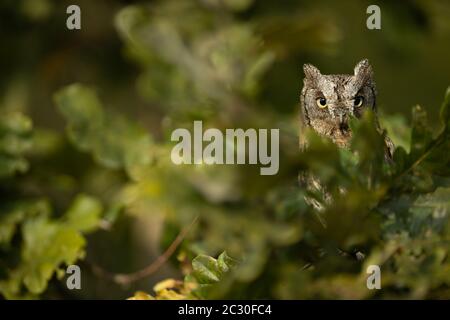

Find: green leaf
[191,251,238,285]
[64,194,102,232]
[217,251,238,273]
[409,187,450,235]
[0,194,102,299]
[440,86,450,130]
[349,110,387,182]
[0,200,49,247]
[21,217,85,294]
[54,84,152,176]
[192,255,221,284]
[0,216,85,298]
[410,105,433,159]
[379,113,411,152]
[0,112,33,177]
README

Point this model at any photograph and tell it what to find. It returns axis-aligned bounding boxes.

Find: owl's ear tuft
[303,63,321,81]
[354,59,373,79]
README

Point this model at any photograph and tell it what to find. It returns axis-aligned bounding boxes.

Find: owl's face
[301,59,376,147]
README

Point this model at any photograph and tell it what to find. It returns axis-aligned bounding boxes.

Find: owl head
[300,59,377,147]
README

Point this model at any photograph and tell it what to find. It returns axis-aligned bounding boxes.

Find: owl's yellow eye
[316,97,327,108]
[354,96,364,107]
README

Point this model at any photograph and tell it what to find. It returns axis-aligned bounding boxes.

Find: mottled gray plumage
[298,59,394,225]
[299,59,394,260]
[300,59,394,160]
[298,60,392,261]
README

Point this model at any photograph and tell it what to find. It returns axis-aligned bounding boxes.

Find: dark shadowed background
[0,0,449,299]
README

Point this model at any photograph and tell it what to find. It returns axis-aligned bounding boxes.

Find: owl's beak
[338,113,349,132]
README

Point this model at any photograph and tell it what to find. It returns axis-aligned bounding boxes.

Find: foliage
[128,251,238,300]
[0,112,32,178]
[0,194,101,299]
[54,84,152,177]
[1,0,450,300]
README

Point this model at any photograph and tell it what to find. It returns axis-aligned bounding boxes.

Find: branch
[89,216,199,287]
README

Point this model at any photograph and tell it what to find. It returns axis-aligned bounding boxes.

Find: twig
[396,131,445,180]
[89,216,199,287]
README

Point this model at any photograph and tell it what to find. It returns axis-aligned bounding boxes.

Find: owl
[298,60,395,261]
[298,60,395,248]
[300,59,394,161]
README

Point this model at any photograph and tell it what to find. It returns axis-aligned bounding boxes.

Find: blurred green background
[2,0,450,126]
[0,0,449,299]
